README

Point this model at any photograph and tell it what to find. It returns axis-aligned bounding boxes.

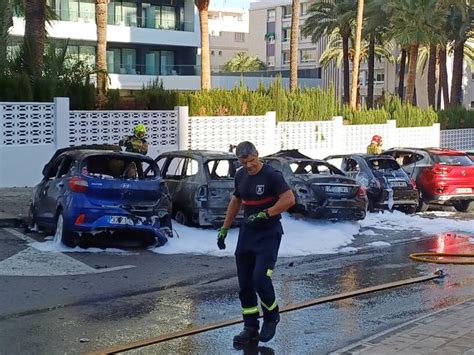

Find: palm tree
[388,0,447,104]
[24,0,47,78]
[364,0,391,108]
[350,0,364,109]
[445,1,471,106]
[95,0,108,107]
[397,48,408,99]
[195,0,211,90]
[221,52,266,72]
[0,1,14,71]
[303,0,357,103]
[290,0,300,91]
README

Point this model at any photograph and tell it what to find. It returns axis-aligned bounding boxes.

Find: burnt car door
[35,156,65,224]
[385,150,426,180]
[205,159,238,209]
[161,156,187,200]
[44,156,75,218]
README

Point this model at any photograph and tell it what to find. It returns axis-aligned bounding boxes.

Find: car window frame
[162,156,187,180]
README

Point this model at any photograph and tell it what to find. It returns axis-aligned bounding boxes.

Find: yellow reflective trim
[261,299,278,311]
[242,306,259,315]
[266,269,273,278]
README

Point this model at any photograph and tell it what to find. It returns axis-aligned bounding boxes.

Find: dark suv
[384,148,474,212]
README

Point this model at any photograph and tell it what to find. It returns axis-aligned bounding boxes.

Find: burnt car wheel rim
[54,214,64,245]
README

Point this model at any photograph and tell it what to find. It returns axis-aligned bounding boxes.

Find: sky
[32,211,474,258]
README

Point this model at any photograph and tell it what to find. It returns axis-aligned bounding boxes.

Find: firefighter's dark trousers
[235,224,282,329]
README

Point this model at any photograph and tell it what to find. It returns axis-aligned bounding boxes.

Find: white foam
[368,241,391,247]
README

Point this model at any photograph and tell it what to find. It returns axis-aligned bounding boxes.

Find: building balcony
[10,15,199,48]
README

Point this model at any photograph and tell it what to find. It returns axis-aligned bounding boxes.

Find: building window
[282,50,290,65]
[472,73,474,80]
[376,72,385,83]
[301,2,309,16]
[282,5,292,18]
[59,0,95,22]
[108,1,138,27]
[471,101,474,108]
[300,49,316,63]
[267,56,275,67]
[141,3,177,29]
[234,33,246,42]
[211,50,215,56]
[282,28,290,42]
[265,32,276,43]
[219,51,222,56]
[267,9,276,22]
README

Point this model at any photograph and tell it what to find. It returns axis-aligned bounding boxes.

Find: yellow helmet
[134,124,147,138]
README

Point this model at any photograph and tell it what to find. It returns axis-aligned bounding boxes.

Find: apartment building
[9,0,201,90]
[248,0,339,91]
[208,7,249,71]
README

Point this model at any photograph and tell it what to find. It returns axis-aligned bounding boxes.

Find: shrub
[438,106,474,129]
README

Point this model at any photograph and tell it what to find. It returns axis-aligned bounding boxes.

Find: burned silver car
[156,150,244,226]
[263,150,368,220]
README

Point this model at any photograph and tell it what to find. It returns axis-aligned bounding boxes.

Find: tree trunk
[342,33,350,104]
[197,2,211,90]
[439,47,449,108]
[427,44,437,108]
[450,39,466,106]
[398,48,407,99]
[350,0,364,109]
[405,43,419,105]
[96,0,108,108]
[24,0,47,78]
[367,33,375,108]
[289,0,300,91]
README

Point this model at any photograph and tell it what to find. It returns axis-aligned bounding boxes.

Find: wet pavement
[1,228,474,354]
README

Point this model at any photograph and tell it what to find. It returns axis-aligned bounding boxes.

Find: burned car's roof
[159,150,237,160]
[265,149,312,159]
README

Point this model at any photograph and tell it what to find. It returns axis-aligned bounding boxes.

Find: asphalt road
[0,213,473,354]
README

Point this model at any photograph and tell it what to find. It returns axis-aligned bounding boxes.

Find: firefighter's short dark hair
[235,141,258,159]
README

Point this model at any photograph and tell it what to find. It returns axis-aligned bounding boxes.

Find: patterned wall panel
[440,129,474,150]
[344,124,392,154]
[277,121,335,150]
[397,126,440,148]
[69,111,179,151]
[0,103,55,146]
[190,116,270,151]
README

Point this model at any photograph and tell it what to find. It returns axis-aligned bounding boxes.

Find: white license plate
[456,188,473,194]
[324,186,350,193]
[389,181,407,187]
[109,216,136,225]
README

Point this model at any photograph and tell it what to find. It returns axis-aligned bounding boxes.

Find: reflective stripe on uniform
[242,306,259,315]
[266,268,273,278]
[261,299,278,311]
[241,196,275,206]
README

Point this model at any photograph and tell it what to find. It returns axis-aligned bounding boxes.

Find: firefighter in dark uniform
[217,141,295,348]
[119,124,149,155]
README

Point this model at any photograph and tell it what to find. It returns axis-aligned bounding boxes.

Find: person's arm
[222,195,242,229]
[266,189,295,217]
[141,141,149,155]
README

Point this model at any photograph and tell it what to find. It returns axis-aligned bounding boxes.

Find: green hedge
[438,106,474,129]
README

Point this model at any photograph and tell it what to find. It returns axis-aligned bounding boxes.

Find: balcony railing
[54,10,194,32]
[107,64,199,76]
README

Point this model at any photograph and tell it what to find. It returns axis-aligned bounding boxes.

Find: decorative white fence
[440,128,474,150]
[0,97,469,187]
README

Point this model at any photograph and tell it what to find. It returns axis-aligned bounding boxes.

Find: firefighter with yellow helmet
[119,124,149,155]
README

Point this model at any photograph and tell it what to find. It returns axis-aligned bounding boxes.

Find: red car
[384,148,474,212]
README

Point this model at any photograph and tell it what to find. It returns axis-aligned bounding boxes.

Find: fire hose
[87,270,444,355]
[409,252,474,265]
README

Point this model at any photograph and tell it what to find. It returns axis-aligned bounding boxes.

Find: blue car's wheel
[54,212,78,248]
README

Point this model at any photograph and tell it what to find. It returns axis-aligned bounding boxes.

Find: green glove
[217,227,228,250]
[247,210,270,224]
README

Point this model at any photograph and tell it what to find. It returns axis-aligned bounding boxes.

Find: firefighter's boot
[259,313,280,342]
[233,326,259,348]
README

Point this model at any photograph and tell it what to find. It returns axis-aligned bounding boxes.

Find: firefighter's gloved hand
[217,227,228,250]
[247,210,270,224]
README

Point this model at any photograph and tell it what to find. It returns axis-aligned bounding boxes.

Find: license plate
[324,186,350,193]
[456,188,473,193]
[109,216,136,225]
[389,181,407,187]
